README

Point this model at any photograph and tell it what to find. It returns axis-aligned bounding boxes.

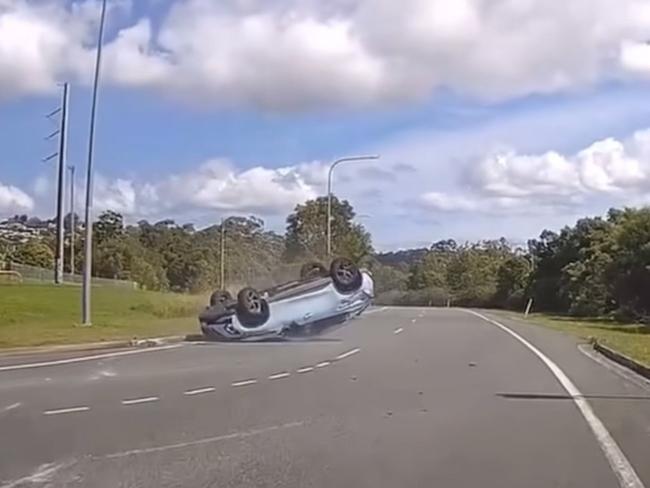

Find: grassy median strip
[0,283,205,348]
[493,310,650,366]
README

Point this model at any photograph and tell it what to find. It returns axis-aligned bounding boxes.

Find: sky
[2,0,650,250]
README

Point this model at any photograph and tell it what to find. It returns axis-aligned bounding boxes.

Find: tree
[284,196,372,263]
[13,239,54,268]
[495,256,530,308]
[608,208,650,321]
[371,262,409,294]
[94,210,124,245]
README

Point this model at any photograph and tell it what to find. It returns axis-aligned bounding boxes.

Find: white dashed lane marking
[1,402,21,414]
[35,344,369,415]
[411,318,417,323]
[184,387,216,396]
[394,327,404,335]
[268,372,291,380]
[335,348,361,361]
[122,396,159,406]
[43,406,90,416]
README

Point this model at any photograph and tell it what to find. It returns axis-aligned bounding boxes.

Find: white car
[199,258,374,341]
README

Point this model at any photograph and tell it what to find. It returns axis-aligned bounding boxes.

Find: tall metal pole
[220,218,226,289]
[82,0,108,325]
[68,165,75,275]
[54,83,69,284]
[326,155,379,257]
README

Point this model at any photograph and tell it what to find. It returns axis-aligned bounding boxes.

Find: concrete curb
[0,335,186,358]
[593,340,650,380]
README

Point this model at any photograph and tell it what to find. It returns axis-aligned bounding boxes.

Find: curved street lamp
[81,0,108,325]
[327,155,379,257]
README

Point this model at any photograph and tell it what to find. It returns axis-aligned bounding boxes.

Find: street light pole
[326,155,379,257]
[68,165,75,275]
[219,217,237,290]
[82,0,108,326]
[220,218,226,290]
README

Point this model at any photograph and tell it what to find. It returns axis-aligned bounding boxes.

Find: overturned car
[199,258,374,341]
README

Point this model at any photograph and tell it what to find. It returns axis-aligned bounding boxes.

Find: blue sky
[2,0,650,250]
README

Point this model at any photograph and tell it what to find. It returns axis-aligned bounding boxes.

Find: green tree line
[3,202,649,322]
[375,207,650,323]
[2,196,373,294]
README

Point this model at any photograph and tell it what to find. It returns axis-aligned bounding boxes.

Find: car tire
[330,257,363,293]
[300,261,328,280]
[209,289,232,307]
[236,287,270,328]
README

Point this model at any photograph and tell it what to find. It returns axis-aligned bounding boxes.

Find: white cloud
[3,0,650,108]
[0,0,108,100]
[620,41,650,76]
[420,192,479,212]
[423,128,650,214]
[90,158,325,218]
[0,181,34,214]
[93,176,138,215]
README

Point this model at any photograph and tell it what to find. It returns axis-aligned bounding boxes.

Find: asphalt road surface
[1,307,649,488]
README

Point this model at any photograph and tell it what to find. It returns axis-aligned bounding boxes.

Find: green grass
[493,310,650,366]
[0,283,206,348]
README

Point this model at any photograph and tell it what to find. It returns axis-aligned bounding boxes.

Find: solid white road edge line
[121,396,159,406]
[184,387,216,396]
[577,345,650,390]
[335,348,361,361]
[43,406,90,416]
[297,367,314,373]
[231,379,257,387]
[464,310,645,488]
[315,361,331,368]
[103,421,305,459]
[268,372,291,380]
[0,344,182,373]
[394,328,404,335]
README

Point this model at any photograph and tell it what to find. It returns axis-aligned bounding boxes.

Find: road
[1,307,649,487]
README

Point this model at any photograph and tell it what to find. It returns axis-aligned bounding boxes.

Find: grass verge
[0,283,206,348]
[493,310,650,366]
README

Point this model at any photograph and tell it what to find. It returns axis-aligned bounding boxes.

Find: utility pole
[327,155,379,257]
[68,165,76,275]
[220,218,226,290]
[82,0,108,325]
[44,83,70,284]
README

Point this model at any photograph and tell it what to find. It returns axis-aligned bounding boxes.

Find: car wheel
[209,289,232,307]
[330,257,363,293]
[236,287,270,328]
[300,261,328,280]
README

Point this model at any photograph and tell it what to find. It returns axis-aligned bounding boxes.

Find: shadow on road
[497,392,650,401]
